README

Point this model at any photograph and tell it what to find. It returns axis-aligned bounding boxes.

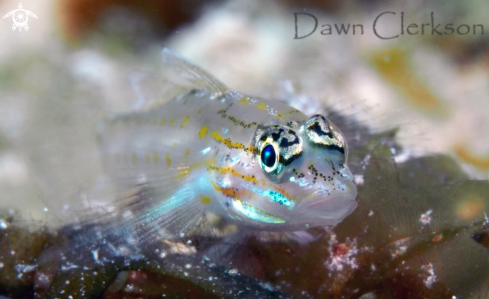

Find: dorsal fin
[161,48,229,97]
[127,49,240,111]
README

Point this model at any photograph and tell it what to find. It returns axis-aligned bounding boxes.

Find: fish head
[212,113,357,231]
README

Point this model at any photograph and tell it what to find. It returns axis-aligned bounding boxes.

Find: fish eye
[261,143,277,169]
[260,139,279,172]
[253,125,303,181]
[305,115,346,156]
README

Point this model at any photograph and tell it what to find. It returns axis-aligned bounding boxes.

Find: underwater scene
[0,0,488,298]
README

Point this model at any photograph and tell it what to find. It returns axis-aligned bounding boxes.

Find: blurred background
[0,0,488,224]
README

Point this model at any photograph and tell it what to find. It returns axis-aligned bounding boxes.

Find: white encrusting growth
[419,209,433,226]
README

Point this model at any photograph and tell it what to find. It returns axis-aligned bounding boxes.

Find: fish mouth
[299,194,355,212]
[295,194,358,226]
[296,180,357,216]
[288,176,358,227]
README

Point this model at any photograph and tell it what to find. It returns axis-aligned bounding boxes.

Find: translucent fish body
[99,49,358,236]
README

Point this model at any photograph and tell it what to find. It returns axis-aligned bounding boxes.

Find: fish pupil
[261,144,276,168]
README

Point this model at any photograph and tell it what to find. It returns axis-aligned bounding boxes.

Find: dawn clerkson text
[294,12,484,39]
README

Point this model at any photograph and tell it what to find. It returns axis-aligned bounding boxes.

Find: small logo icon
[3,3,38,32]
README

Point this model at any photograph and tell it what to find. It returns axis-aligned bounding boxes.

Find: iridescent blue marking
[249,186,292,208]
[231,199,285,224]
[289,176,309,187]
[201,147,211,155]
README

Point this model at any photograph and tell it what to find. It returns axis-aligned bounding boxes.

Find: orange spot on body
[208,166,258,184]
[199,126,207,138]
[211,180,246,198]
[212,131,251,152]
[177,163,201,180]
[180,115,189,127]
[238,98,251,104]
